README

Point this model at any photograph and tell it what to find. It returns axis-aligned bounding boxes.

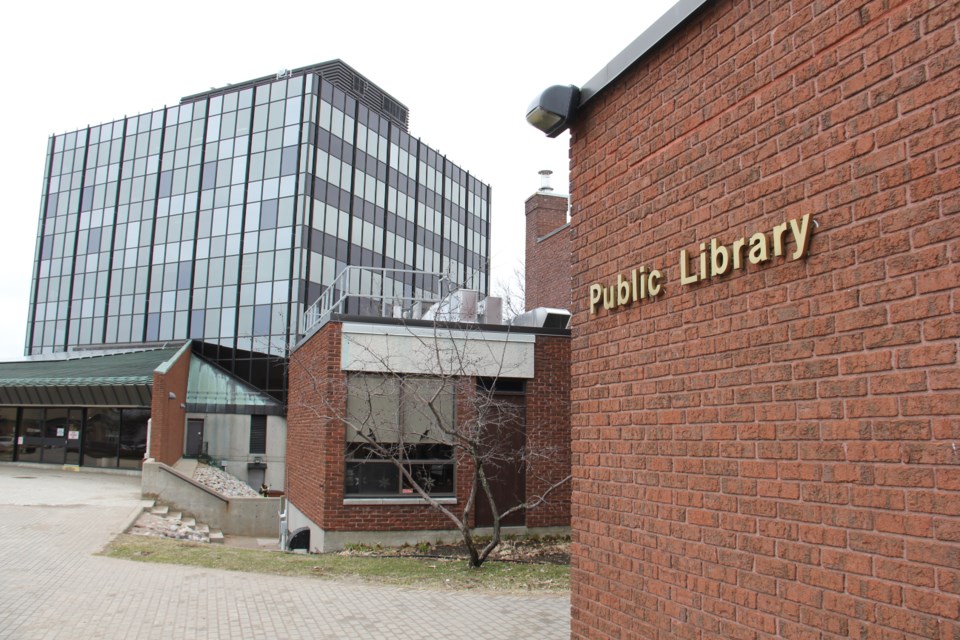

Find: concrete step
[146,502,221,544]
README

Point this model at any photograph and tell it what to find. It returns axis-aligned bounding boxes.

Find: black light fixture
[526,85,581,137]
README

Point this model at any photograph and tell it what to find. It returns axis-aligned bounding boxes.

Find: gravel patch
[192,463,260,497]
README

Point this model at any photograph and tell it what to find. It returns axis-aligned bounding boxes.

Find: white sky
[0,0,674,360]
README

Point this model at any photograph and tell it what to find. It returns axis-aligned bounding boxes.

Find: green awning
[0,347,183,407]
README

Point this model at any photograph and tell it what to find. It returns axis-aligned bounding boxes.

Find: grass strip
[102,534,569,594]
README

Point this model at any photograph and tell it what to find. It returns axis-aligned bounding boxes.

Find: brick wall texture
[567,0,960,638]
[150,347,190,465]
[527,335,574,527]
[526,191,573,311]
[286,321,571,533]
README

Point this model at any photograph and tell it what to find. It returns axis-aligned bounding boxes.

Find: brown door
[475,394,526,527]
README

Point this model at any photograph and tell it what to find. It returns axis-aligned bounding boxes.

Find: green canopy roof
[0,347,182,407]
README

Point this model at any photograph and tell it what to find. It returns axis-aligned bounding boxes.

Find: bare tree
[492,263,525,320]
[291,319,569,568]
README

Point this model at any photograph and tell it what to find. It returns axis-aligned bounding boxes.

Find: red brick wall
[286,322,571,533]
[286,322,343,529]
[527,334,572,528]
[150,347,190,465]
[526,192,573,311]
[568,0,959,638]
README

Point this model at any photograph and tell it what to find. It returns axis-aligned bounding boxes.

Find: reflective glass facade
[26,62,491,400]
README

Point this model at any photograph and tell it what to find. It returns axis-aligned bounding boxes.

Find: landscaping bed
[338,535,570,565]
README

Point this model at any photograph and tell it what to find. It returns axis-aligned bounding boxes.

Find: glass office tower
[25,61,491,400]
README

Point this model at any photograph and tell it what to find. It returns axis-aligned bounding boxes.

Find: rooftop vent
[539,169,554,192]
[511,307,571,329]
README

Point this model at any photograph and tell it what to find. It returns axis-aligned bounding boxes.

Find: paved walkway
[0,464,570,639]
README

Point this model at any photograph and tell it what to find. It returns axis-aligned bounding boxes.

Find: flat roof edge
[179,59,409,114]
[580,0,713,105]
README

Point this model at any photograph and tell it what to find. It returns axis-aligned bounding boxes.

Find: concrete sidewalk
[0,464,569,639]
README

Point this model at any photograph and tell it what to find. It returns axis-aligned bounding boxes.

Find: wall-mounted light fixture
[526,85,580,137]
[167,391,176,400]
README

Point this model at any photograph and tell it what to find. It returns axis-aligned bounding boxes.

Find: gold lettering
[789,214,813,259]
[699,242,707,281]
[772,222,788,257]
[617,273,630,305]
[710,237,730,277]
[631,268,640,302]
[748,232,768,265]
[648,270,663,297]
[589,284,603,314]
[732,237,747,270]
[680,249,698,285]
[603,285,616,310]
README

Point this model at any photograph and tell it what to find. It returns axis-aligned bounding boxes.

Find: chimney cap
[538,169,553,192]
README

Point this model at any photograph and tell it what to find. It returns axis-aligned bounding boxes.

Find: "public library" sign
[589,213,814,315]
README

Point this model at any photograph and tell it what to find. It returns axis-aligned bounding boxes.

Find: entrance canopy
[0,347,182,408]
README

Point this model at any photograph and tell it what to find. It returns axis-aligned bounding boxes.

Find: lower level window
[344,374,456,498]
[345,443,454,497]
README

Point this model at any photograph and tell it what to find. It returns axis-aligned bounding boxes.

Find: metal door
[185,419,205,458]
[475,394,526,528]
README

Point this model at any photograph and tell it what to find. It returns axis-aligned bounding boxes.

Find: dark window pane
[253,304,270,336]
[260,199,278,229]
[405,463,454,495]
[158,170,173,197]
[18,408,43,463]
[0,408,16,462]
[345,461,399,495]
[280,145,298,176]
[84,409,120,467]
[119,408,148,470]
[201,161,217,190]
[177,262,192,290]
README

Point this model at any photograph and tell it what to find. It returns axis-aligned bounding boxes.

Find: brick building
[529,0,960,638]
[284,279,571,551]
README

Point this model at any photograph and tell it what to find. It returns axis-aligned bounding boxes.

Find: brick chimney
[524,170,571,312]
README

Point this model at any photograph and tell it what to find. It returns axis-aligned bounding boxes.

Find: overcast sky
[0,0,674,360]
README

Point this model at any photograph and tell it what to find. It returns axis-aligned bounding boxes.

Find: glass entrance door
[64,409,82,465]
[42,408,71,465]
[14,408,81,465]
[17,408,44,463]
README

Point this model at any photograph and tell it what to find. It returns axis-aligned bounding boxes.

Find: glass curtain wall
[26,66,492,401]
[301,77,491,320]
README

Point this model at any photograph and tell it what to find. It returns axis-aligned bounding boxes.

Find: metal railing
[302,267,454,335]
